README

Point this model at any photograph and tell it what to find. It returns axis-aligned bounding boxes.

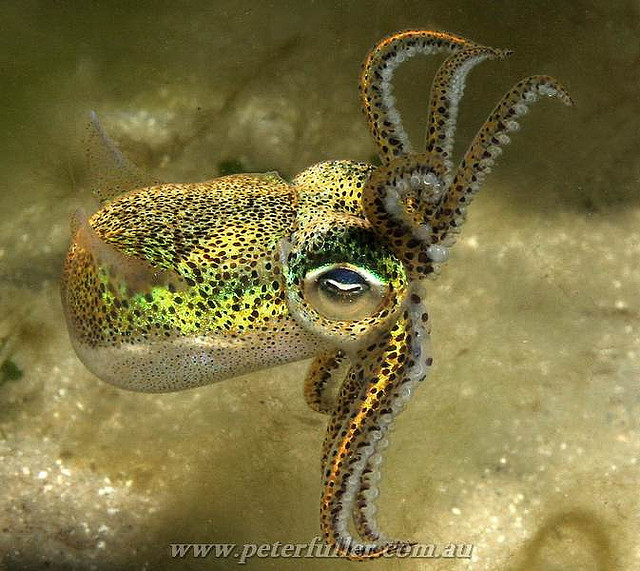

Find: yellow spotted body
[62,162,403,392]
[76,174,294,340]
[61,30,572,560]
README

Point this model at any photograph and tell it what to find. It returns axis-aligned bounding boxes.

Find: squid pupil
[318,268,368,300]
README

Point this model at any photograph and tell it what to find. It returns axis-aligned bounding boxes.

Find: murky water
[1,1,640,569]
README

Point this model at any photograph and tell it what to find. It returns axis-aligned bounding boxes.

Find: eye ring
[303,263,388,321]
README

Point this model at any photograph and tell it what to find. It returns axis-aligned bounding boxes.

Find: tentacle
[361,153,447,279]
[321,318,408,559]
[425,46,511,178]
[431,75,574,244]
[352,440,388,543]
[320,367,362,473]
[304,350,347,414]
[360,30,475,164]
[352,288,432,544]
[320,286,432,559]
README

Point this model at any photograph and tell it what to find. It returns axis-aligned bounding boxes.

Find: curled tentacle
[304,350,347,414]
[363,73,573,278]
[361,154,447,279]
[319,31,573,560]
[426,46,512,177]
[360,36,514,279]
[431,75,574,244]
[360,30,475,164]
[320,287,432,560]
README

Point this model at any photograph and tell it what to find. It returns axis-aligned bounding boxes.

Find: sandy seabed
[1,1,640,569]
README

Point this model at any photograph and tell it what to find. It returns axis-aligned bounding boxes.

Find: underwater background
[2,1,640,569]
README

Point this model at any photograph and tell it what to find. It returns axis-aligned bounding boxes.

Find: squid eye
[303,264,388,320]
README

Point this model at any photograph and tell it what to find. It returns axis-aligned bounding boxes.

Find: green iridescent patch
[286,224,406,292]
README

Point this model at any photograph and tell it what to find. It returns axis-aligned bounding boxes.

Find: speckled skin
[61,30,572,560]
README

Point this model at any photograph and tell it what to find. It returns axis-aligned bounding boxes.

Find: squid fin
[85,111,160,205]
[71,208,185,295]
